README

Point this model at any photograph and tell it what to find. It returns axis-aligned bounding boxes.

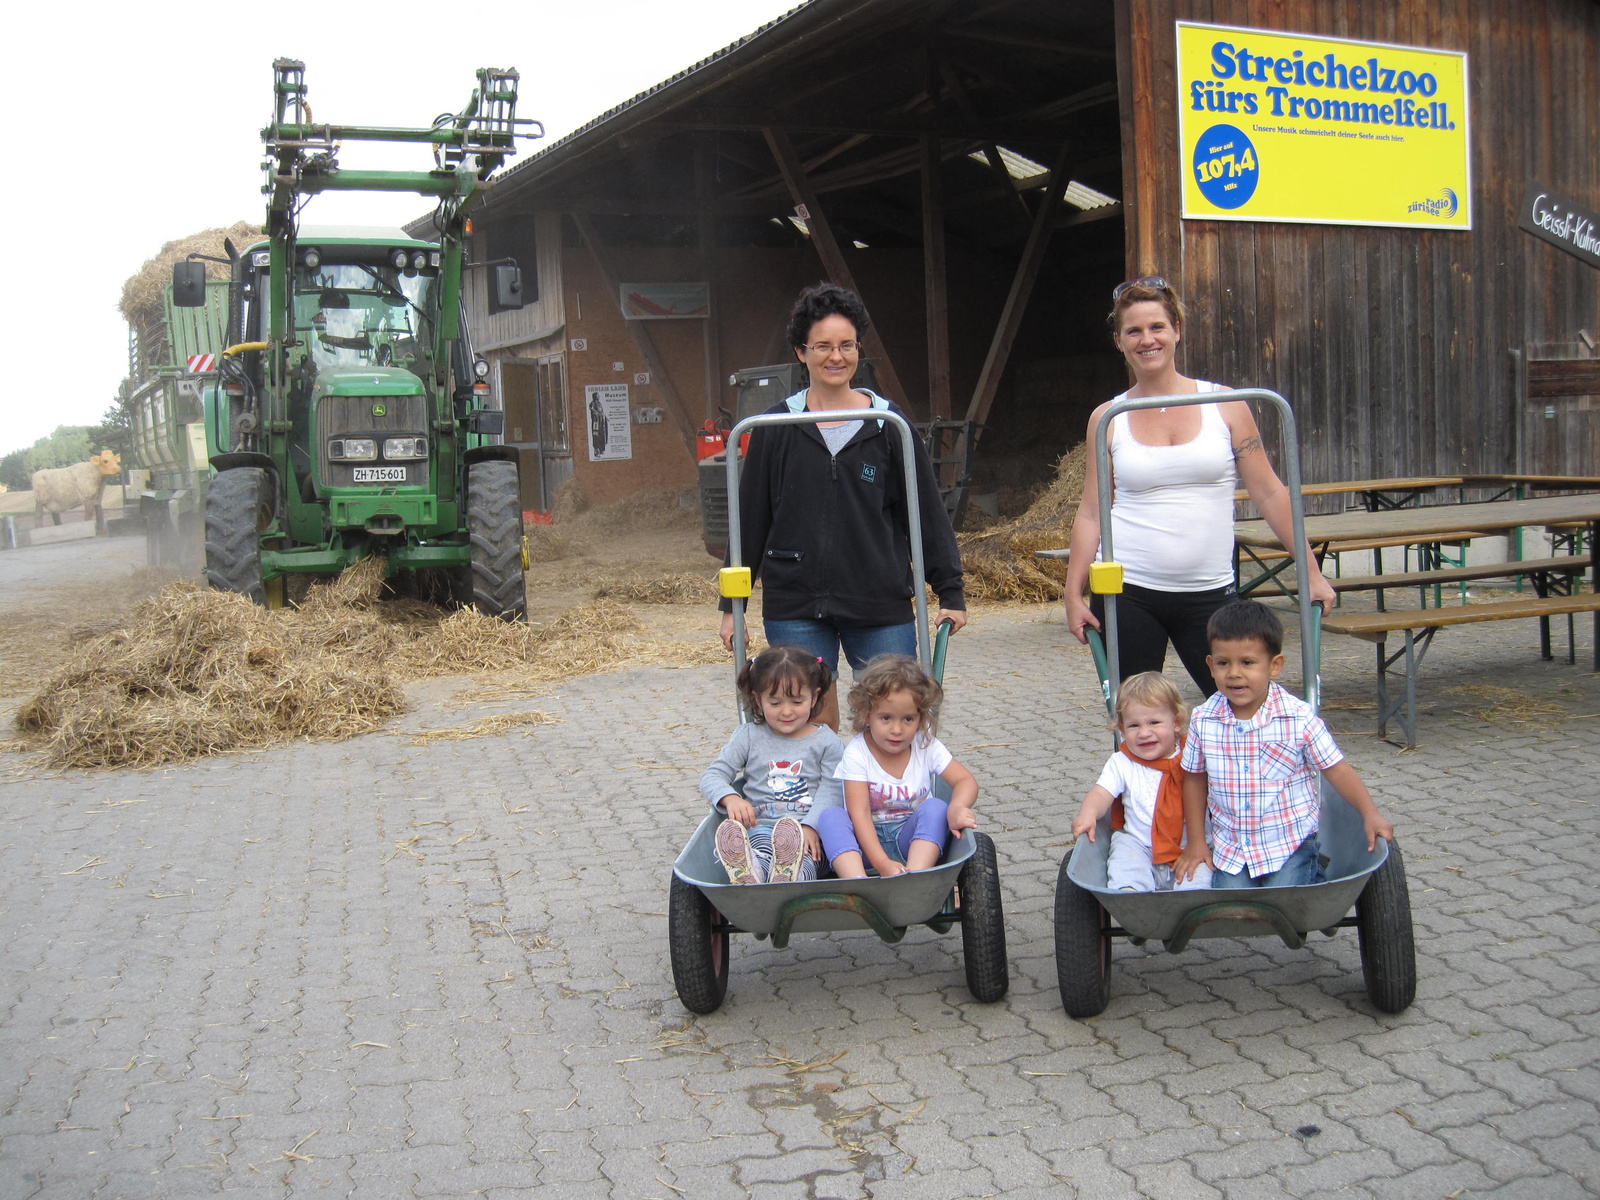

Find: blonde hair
[1113,671,1186,732]
[847,654,942,738]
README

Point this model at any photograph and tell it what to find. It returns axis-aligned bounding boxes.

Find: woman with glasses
[1061,277,1334,696]
[719,282,966,728]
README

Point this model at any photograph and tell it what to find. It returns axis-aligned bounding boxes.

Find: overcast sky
[0,0,800,457]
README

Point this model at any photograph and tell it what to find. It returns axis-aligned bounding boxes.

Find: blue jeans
[1211,831,1326,888]
[815,799,950,871]
[763,618,917,679]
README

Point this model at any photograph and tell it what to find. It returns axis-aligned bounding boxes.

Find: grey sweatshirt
[699,722,844,829]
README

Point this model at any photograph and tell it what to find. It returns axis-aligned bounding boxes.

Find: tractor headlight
[474,359,490,379]
[328,437,378,461]
[390,249,409,270]
[382,437,428,461]
[411,251,428,271]
[301,248,321,270]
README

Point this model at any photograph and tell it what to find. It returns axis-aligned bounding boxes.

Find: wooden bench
[1238,531,1491,596]
[1320,593,1600,748]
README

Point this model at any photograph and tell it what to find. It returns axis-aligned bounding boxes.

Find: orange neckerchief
[1109,738,1187,865]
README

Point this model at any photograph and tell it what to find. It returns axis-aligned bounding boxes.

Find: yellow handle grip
[719,567,752,599]
[1089,561,1124,594]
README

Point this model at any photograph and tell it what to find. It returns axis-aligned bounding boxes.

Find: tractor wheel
[958,833,1009,1003]
[1355,840,1417,1013]
[668,873,729,1014]
[465,460,527,621]
[205,468,275,606]
[1054,850,1112,1018]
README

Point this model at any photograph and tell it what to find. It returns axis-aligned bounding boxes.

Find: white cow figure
[32,451,121,535]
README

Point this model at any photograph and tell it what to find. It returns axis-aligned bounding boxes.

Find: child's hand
[1363,811,1396,852]
[948,806,978,840]
[1174,842,1213,882]
[724,795,758,828]
[876,861,907,878]
[1071,807,1097,842]
[803,825,824,862]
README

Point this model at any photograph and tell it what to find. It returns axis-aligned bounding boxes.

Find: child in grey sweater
[700,646,843,883]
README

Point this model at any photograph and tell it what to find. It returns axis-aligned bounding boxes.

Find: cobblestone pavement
[1,586,1596,1198]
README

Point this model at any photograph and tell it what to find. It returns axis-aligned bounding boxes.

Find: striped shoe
[714,819,762,885]
[767,817,807,885]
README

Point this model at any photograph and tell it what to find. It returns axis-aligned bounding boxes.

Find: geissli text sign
[1177,22,1471,229]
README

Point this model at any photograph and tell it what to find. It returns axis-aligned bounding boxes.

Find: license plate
[352,466,407,483]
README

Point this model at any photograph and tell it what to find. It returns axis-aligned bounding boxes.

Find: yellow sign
[1177,22,1471,229]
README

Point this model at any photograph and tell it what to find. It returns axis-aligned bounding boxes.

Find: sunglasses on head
[1112,276,1173,301]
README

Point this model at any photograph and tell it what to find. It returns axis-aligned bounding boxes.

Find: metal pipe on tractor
[171,59,542,618]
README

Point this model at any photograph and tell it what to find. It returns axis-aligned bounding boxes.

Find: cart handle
[1093,388,1320,717]
[930,617,955,686]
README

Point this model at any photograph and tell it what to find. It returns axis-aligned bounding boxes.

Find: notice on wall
[1518,182,1600,270]
[1176,22,1470,230]
[585,383,632,462]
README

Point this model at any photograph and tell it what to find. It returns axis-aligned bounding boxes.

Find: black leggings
[1091,582,1236,697]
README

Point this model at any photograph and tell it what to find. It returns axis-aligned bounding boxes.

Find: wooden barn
[423,0,1600,518]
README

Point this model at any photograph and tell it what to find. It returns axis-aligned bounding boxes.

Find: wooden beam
[697,142,723,423]
[659,108,1064,142]
[921,133,950,423]
[762,126,907,407]
[964,140,1076,430]
[571,211,699,461]
[941,28,1117,60]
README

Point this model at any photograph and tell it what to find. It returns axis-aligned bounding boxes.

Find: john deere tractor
[173,60,539,618]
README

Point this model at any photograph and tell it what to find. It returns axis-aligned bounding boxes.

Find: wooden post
[963,141,1076,431]
[697,141,723,423]
[571,212,699,461]
[921,133,950,423]
[762,125,907,405]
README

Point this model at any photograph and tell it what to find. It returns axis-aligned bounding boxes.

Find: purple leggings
[816,799,950,871]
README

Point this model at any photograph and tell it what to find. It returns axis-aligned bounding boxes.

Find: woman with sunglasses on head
[1061,277,1334,696]
[718,282,966,728]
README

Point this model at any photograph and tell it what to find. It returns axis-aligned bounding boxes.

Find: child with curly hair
[817,654,978,878]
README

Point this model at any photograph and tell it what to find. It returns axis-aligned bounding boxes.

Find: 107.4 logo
[1193,124,1260,209]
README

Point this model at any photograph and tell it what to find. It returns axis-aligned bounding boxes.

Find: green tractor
[173,60,539,618]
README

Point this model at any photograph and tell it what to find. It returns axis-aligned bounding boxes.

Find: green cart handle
[1085,627,1114,720]
[931,618,955,686]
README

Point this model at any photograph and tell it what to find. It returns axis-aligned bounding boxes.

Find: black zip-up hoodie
[719,389,966,625]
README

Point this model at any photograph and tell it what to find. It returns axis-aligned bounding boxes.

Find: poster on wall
[585,383,632,462]
[620,282,710,319]
[1176,22,1470,230]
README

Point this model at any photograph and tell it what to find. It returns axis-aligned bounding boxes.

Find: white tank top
[1104,383,1238,591]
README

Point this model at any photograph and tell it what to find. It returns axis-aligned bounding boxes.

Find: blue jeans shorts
[1210,831,1326,888]
[814,799,950,871]
[763,618,917,679]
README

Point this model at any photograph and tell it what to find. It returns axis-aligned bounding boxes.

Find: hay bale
[958,443,1086,601]
[551,478,588,523]
[120,221,262,324]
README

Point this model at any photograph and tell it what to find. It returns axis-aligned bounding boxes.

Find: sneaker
[715,819,762,885]
[767,817,806,884]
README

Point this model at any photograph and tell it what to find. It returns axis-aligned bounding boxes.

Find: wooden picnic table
[1234,494,1600,551]
[1234,473,1600,510]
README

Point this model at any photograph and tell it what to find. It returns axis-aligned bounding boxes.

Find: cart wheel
[1355,839,1417,1013]
[957,833,1009,1002]
[669,873,729,1014]
[1054,849,1111,1018]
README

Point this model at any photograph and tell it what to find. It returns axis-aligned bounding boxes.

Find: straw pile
[565,486,701,536]
[593,572,716,605]
[11,548,724,768]
[119,221,262,323]
[957,443,1087,601]
[526,525,589,563]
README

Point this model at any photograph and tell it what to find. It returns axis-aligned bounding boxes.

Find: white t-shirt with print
[834,733,953,824]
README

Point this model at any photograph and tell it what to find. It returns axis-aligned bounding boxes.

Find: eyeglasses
[804,341,860,356]
[1112,276,1173,301]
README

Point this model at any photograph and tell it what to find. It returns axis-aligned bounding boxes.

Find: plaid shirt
[1181,682,1344,876]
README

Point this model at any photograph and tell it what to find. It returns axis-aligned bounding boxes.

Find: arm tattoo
[1233,435,1263,461]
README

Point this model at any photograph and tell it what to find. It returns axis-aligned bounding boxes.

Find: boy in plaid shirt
[1175,601,1393,887]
